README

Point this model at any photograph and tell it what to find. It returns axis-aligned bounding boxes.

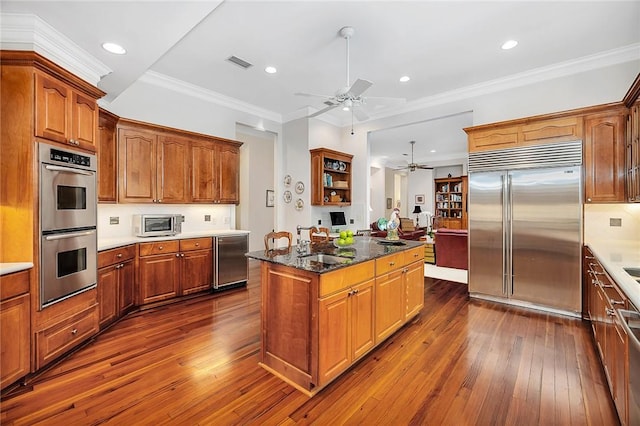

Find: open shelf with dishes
[434,176,467,229]
[310,148,353,206]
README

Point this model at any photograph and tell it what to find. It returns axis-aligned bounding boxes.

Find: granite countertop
[0,262,34,276]
[99,230,250,251]
[246,236,424,274]
[586,240,640,311]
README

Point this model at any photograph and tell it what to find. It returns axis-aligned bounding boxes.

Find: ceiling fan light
[265,66,277,74]
[399,75,410,83]
[342,106,350,111]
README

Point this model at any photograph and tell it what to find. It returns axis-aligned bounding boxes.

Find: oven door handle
[44,229,96,241]
[44,164,94,176]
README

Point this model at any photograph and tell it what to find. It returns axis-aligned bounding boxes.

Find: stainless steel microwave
[133,214,183,237]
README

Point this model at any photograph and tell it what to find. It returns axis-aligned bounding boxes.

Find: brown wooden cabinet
[117,126,190,204]
[35,70,99,152]
[97,109,119,202]
[318,277,375,386]
[434,176,467,229]
[310,148,353,206]
[626,101,640,202]
[97,245,136,329]
[117,120,241,205]
[138,238,212,305]
[584,247,630,425]
[260,243,424,395]
[584,109,627,203]
[0,270,31,390]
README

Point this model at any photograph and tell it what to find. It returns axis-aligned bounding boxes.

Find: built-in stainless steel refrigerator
[468,141,583,316]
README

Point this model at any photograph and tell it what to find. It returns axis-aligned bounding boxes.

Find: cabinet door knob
[117,253,123,258]
[71,328,78,335]
[181,253,185,257]
[587,198,592,202]
[158,199,162,203]
[158,246,163,250]
[195,243,199,247]
[176,253,180,257]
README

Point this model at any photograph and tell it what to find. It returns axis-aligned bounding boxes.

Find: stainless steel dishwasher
[618,307,640,425]
[213,234,248,291]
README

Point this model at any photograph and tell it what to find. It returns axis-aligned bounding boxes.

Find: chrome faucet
[296,225,315,254]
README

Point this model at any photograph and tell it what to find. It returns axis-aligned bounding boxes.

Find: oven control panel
[50,148,92,167]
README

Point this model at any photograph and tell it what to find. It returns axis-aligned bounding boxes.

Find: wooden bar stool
[264,231,292,250]
[311,227,331,243]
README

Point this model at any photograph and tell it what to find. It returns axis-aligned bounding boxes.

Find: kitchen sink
[623,267,640,283]
[298,253,352,265]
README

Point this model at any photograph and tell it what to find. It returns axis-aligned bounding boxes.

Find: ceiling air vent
[226,55,253,69]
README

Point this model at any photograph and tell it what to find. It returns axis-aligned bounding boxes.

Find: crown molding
[369,43,640,124]
[139,70,282,124]
[0,13,111,86]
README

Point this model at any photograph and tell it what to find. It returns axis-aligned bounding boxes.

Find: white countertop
[0,262,34,276]
[586,240,640,310]
[98,230,250,251]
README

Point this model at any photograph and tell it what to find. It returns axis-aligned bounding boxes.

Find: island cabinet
[0,270,31,390]
[584,246,629,425]
[97,244,136,329]
[256,241,425,396]
[138,238,212,305]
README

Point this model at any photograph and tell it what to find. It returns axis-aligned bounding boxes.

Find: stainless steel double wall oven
[39,142,97,308]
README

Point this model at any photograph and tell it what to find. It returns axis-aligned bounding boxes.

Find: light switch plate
[109,217,119,225]
[205,215,211,222]
[609,218,622,227]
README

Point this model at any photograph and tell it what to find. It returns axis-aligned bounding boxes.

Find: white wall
[584,204,640,244]
[236,125,276,251]
[101,59,639,242]
[407,169,434,227]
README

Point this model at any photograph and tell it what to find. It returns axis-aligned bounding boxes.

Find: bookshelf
[434,176,467,229]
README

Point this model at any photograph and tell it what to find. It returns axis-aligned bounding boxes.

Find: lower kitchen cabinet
[98,244,136,328]
[318,277,375,386]
[0,270,31,390]
[138,238,212,305]
[584,246,630,425]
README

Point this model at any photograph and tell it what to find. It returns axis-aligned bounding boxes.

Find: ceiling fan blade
[415,165,434,170]
[348,78,372,97]
[352,107,369,121]
[308,104,338,118]
[295,92,334,99]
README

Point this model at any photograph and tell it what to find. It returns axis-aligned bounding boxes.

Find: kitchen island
[246,236,425,396]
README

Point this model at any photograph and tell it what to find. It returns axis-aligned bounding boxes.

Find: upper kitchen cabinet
[624,74,640,202]
[191,140,241,204]
[466,115,583,153]
[310,148,353,206]
[117,121,189,204]
[116,119,241,204]
[584,106,627,203]
[35,70,101,153]
[97,109,119,203]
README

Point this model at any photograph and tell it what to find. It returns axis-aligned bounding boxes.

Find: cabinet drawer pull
[117,253,123,258]
[195,243,200,247]
[612,300,625,305]
[389,262,395,266]
[606,308,615,316]
[158,246,163,250]
[71,328,78,335]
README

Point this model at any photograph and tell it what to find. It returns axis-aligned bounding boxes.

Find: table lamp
[412,205,422,227]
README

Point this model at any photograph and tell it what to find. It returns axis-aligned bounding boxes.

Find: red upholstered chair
[434,229,468,269]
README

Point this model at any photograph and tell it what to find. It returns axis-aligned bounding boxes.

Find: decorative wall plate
[295,181,305,194]
[283,190,292,203]
[284,174,292,186]
[295,198,304,211]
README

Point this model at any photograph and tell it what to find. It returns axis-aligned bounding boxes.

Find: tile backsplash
[584,203,640,244]
[98,204,236,239]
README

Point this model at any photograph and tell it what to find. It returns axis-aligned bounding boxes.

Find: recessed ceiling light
[501,40,518,50]
[430,149,436,153]
[399,76,410,83]
[342,106,350,111]
[102,42,126,55]
[265,66,277,74]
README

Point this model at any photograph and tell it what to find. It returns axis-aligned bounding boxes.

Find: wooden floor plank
[1,263,619,425]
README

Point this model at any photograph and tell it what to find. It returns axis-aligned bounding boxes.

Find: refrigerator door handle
[505,173,513,296]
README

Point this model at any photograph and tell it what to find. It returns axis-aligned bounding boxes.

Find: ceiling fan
[296,26,403,121]
[396,141,434,172]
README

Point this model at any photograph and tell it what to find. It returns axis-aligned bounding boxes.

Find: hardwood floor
[1,260,618,425]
